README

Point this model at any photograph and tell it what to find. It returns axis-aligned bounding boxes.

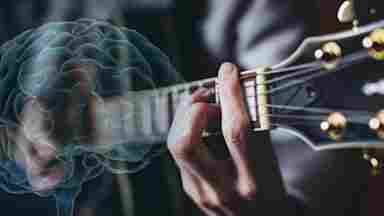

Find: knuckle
[223,128,242,145]
[237,181,258,201]
[194,190,234,209]
[222,114,249,131]
[219,78,239,95]
[222,120,248,145]
[237,115,251,130]
[195,194,221,209]
[168,136,196,161]
[195,196,214,209]
[196,197,215,209]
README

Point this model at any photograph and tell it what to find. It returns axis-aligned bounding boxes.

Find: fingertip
[190,87,213,103]
[218,62,237,80]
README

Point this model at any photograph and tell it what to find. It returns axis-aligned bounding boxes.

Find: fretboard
[131,74,260,140]
[94,74,261,147]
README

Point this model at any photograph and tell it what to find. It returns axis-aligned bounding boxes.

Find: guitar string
[138,49,370,100]
[150,59,326,96]
[264,65,323,84]
[266,104,372,115]
[130,49,372,127]
[241,61,321,75]
[129,50,374,132]
[157,49,370,98]
[249,104,373,124]
[130,53,371,131]
[243,50,371,95]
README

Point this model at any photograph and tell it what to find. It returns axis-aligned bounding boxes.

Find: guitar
[34,1,384,173]
[126,18,384,149]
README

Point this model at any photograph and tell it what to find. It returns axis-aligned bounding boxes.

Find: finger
[167,89,222,184]
[175,87,212,112]
[180,168,235,216]
[179,168,203,201]
[217,62,256,181]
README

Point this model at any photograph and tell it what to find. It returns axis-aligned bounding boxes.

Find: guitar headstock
[242,18,384,151]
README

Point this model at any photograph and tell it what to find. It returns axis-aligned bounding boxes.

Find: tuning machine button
[337,1,359,31]
[369,110,384,139]
[315,42,342,69]
[363,29,384,60]
[337,1,355,23]
[320,112,347,141]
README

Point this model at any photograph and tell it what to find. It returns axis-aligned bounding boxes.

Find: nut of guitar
[363,28,384,60]
[369,110,384,139]
[314,42,342,69]
[320,112,347,141]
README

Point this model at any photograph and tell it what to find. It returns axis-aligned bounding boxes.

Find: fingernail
[218,62,234,80]
[190,87,211,102]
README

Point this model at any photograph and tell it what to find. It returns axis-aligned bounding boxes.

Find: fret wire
[167,91,174,128]
[153,93,170,134]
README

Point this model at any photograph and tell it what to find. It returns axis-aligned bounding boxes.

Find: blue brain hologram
[0,18,181,216]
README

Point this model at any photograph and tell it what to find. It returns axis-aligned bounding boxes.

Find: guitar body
[271,128,370,216]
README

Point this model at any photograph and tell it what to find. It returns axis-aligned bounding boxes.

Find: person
[0,18,181,216]
[168,1,375,215]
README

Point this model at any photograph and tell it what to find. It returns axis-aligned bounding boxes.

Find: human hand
[167,62,260,215]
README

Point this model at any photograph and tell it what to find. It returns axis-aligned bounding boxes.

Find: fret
[153,92,170,135]
[243,80,258,123]
[201,79,217,104]
[201,79,216,89]
[135,94,153,136]
[171,90,179,115]
[167,91,174,127]
[172,88,189,112]
[246,95,256,107]
[244,83,256,97]
[120,96,137,138]
[248,107,258,121]
[95,96,133,144]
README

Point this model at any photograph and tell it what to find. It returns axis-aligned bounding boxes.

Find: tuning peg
[320,112,347,141]
[362,149,382,176]
[369,110,384,139]
[363,29,384,60]
[315,42,342,69]
[337,1,356,23]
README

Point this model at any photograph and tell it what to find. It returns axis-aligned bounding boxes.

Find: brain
[0,18,180,216]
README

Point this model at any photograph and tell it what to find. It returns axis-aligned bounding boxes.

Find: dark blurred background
[0,0,377,216]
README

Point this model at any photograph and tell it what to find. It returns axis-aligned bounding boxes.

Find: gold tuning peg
[315,42,342,69]
[363,29,384,60]
[337,1,356,23]
[320,112,347,141]
[369,110,384,139]
[362,149,382,176]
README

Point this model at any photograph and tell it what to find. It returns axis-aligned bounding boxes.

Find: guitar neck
[130,70,263,142]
